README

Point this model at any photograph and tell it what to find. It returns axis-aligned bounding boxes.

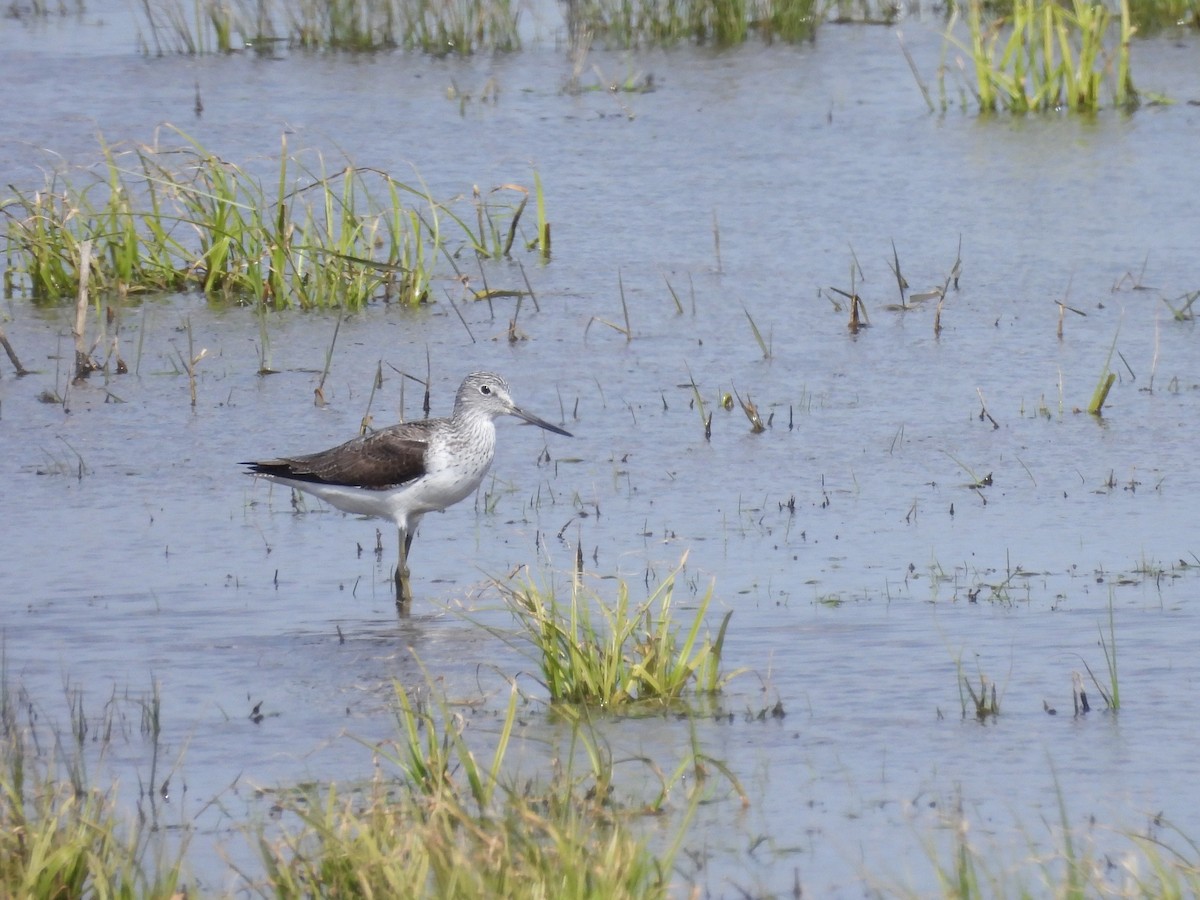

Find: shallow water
[3,4,1200,895]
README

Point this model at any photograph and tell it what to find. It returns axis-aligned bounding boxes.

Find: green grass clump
[254,682,690,899]
[1,130,540,309]
[942,0,1138,114]
[0,761,184,898]
[0,691,186,898]
[496,555,740,710]
[5,0,85,19]
[137,0,521,55]
[960,0,1199,32]
[564,0,818,47]
[913,783,1200,899]
[1125,0,1200,29]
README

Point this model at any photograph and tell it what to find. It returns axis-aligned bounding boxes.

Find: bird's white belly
[391,459,492,519]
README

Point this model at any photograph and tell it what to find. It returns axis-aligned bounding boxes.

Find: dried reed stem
[0,324,29,376]
[72,240,97,382]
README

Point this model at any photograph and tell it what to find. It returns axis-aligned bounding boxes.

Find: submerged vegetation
[0,130,545,309]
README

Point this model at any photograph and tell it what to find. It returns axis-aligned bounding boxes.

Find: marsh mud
[3,4,1200,894]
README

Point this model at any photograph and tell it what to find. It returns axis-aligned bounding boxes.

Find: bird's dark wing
[244,420,440,489]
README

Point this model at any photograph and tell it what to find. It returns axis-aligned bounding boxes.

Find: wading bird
[244,372,572,603]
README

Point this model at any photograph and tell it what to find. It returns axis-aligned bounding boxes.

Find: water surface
[3,6,1200,895]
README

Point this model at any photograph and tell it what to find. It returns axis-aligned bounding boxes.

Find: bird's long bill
[511,405,572,437]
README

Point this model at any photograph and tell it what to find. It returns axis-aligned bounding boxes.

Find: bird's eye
[480,384,492,395]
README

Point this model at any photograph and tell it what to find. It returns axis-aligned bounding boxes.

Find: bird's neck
[456,412,497,448]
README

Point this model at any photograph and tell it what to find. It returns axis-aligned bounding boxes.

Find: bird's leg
[395,527,413,606]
